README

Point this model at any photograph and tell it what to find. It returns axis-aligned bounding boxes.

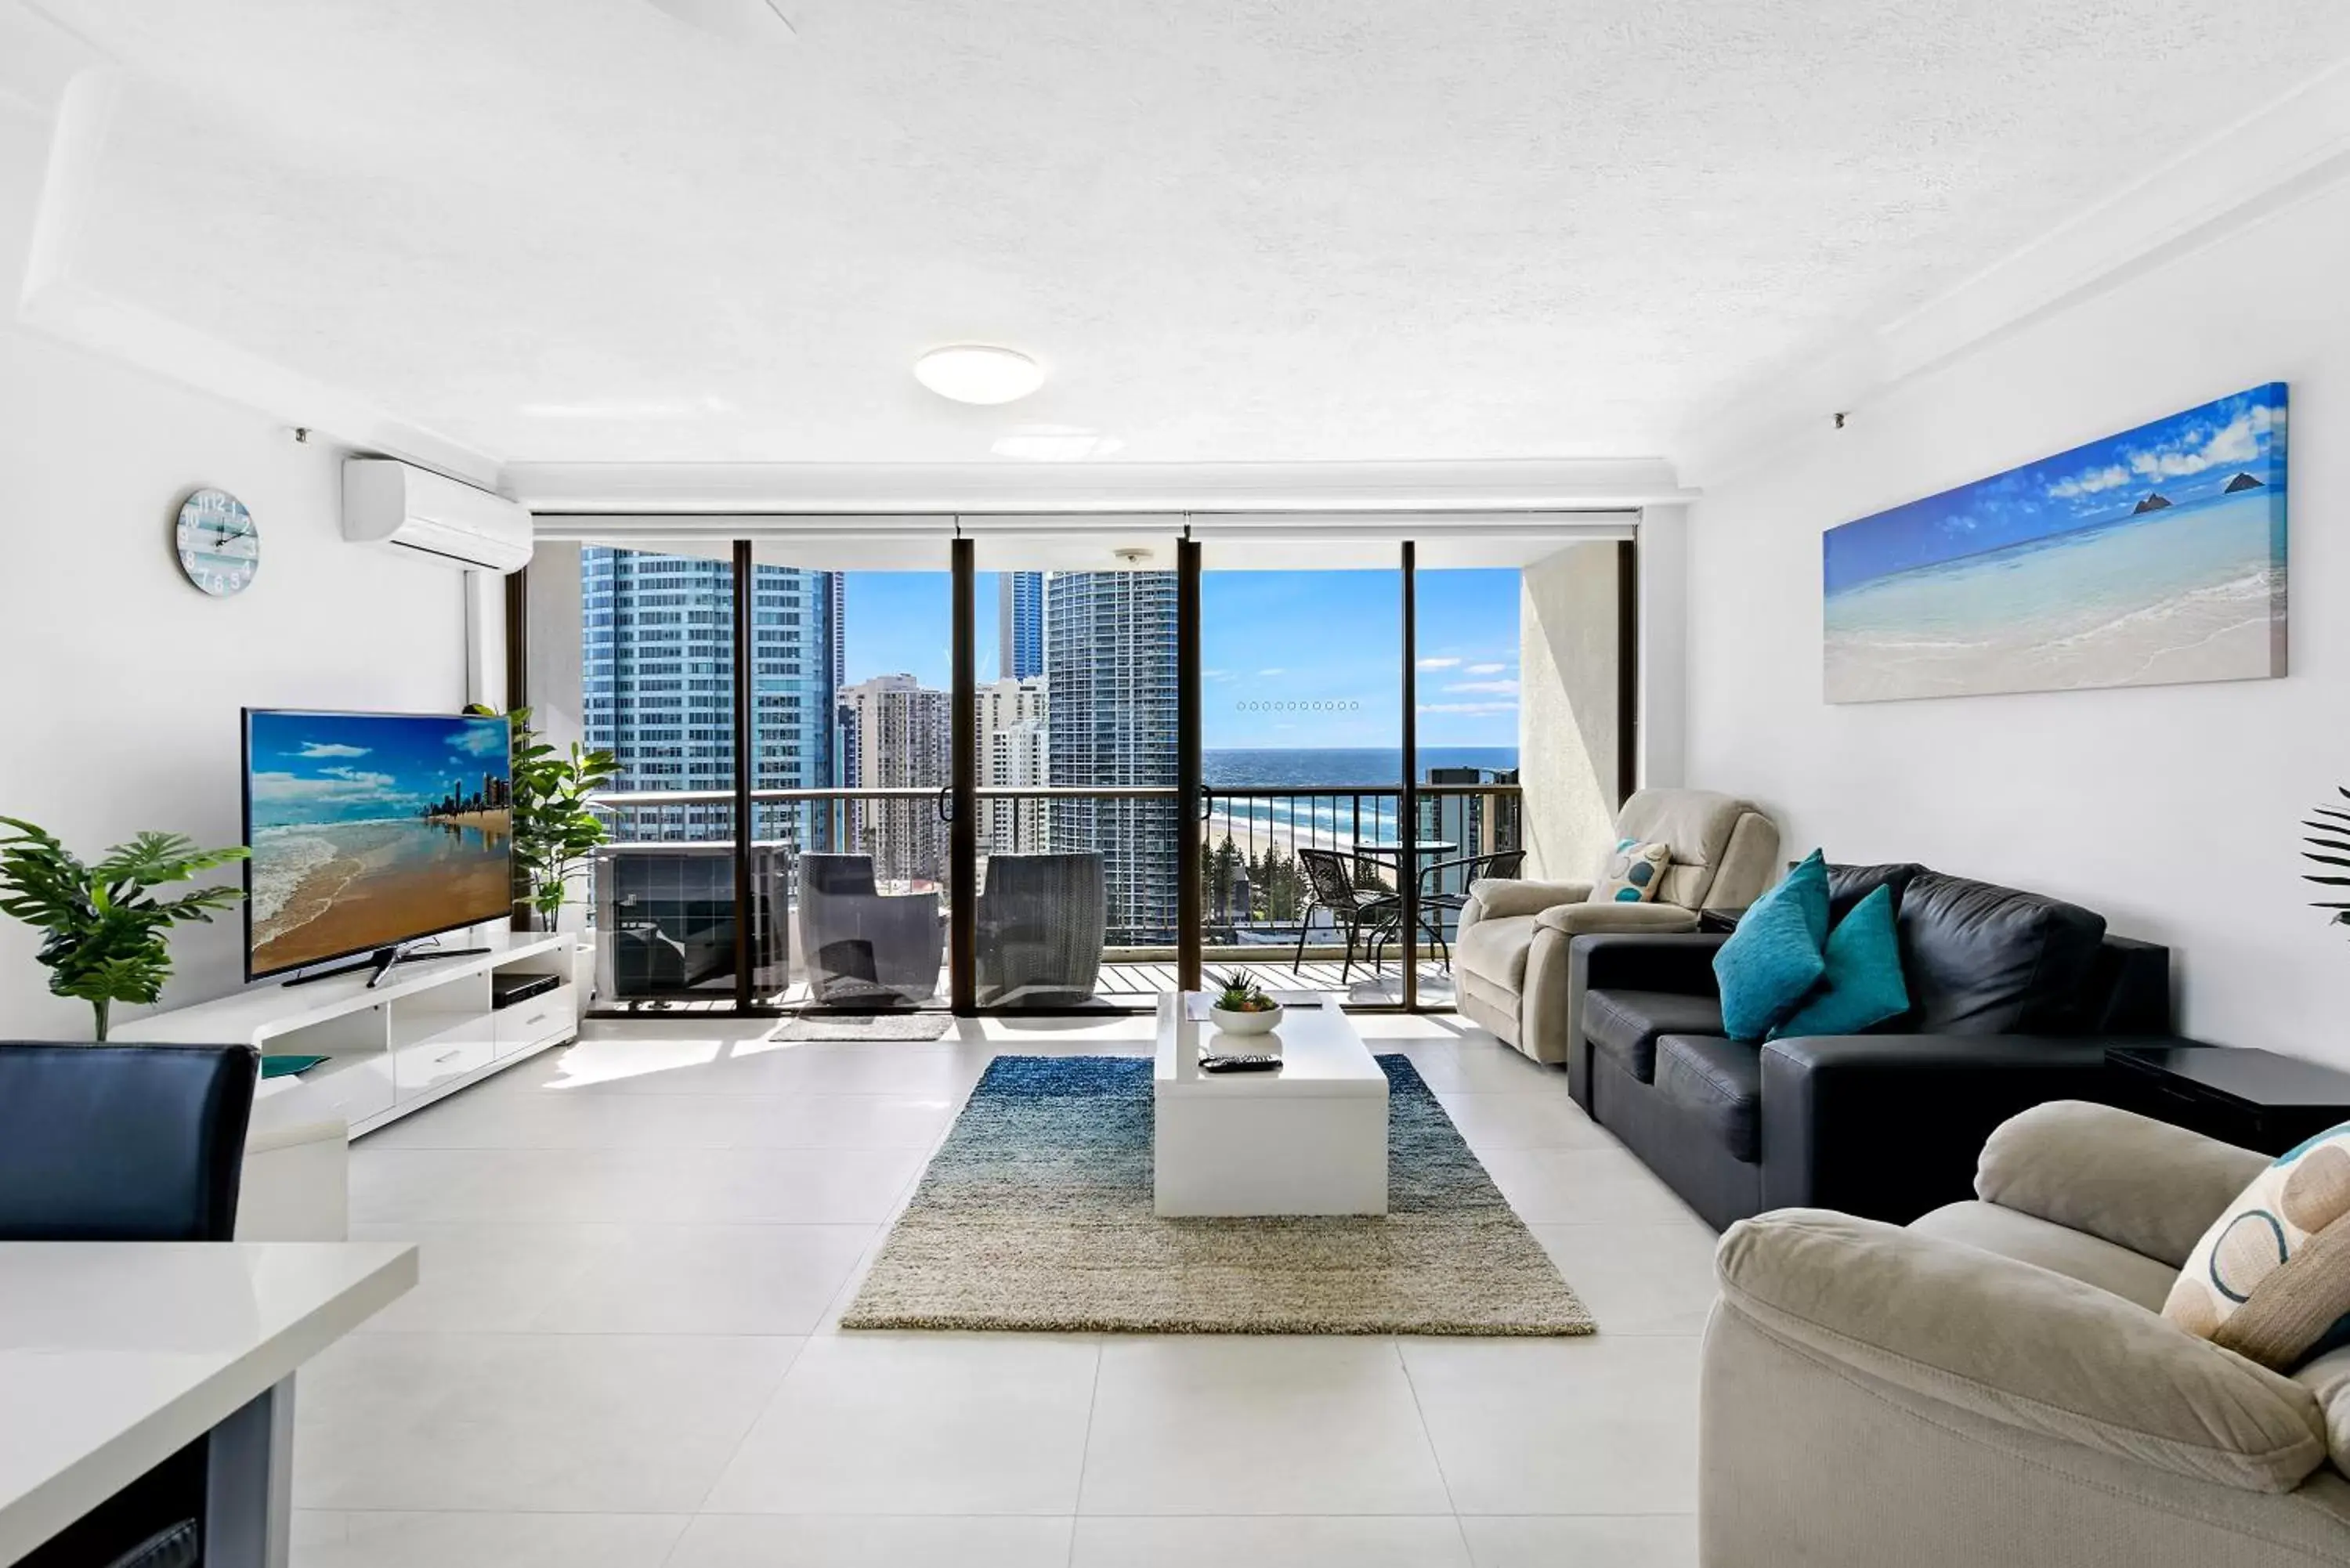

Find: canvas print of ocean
[245,711,514,975]
[1823,384,2287,703]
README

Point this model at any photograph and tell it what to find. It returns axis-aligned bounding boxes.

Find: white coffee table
[1153,992,1390,1217]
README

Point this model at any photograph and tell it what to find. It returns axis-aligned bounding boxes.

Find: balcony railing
[584,781,1520,1008]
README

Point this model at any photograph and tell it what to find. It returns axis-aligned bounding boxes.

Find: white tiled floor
[293,1012,1716,1568]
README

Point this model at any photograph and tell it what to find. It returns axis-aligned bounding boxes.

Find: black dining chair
[1292,847,1402,981]
[1,1042,260,1568]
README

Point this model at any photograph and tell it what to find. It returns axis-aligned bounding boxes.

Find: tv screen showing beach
[1823,383,2287,703]
[245,710,513,977]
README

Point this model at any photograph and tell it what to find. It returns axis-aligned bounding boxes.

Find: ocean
[1202,746,1519,787]
[1202,746,1520,847]
[1824,490,2286,703]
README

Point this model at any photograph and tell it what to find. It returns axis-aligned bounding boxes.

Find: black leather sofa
[1564,863,2178,1230]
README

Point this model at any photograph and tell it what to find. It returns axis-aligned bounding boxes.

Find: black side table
[2105,1042,2350,1156]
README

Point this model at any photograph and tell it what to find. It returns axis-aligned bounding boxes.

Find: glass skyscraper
[580,547,840,841]
[1045,570,1177,941]
[999,570,1044,680]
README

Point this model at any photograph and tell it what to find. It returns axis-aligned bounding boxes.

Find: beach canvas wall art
[1823,383,2287,703]
[245,710,513,976]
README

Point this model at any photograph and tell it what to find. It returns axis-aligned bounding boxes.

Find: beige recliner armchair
[1454,788,1778,1065]
[1705,1102,2350,1566]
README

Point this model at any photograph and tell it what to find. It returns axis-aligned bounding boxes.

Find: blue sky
[248,712,510,829]
[841,568,1522,748]
[1823,383,2287,596]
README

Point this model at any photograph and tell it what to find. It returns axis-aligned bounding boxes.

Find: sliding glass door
[1195,540,1408,1004]
[966,522,1185,1011]
[526,513,1626,1019]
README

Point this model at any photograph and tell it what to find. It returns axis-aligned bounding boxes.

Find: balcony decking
[706,955,1456,1012]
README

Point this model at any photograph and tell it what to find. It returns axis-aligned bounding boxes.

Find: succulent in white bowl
[1209,971,1285,1036]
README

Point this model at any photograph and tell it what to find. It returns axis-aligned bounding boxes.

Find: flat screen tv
[243,709,514,981]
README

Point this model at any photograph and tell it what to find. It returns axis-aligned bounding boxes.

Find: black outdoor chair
[1412,849,1527,973]
[1292,847,1402,981]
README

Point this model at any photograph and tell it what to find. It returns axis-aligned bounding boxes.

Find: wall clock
[175,488,260,597]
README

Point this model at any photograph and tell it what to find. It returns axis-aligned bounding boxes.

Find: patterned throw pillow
[2164,1122,2350,1371]
[1596,839,1671,904]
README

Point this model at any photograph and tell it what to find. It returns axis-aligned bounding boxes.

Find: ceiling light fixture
[914,345,1045,406]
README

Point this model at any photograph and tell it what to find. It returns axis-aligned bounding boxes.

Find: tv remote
[1199,1053,1282,1073]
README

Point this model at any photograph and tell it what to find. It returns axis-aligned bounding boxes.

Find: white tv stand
[115,930,580,1139]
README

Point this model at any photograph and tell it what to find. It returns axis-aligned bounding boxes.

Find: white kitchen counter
[0,1242,415,1567]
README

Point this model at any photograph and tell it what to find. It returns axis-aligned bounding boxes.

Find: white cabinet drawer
[495,985,577,1057]
[394,1027,496,1099]
[258,1056,395,1132]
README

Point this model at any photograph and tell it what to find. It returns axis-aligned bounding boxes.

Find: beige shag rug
[840,1053,1593,1335]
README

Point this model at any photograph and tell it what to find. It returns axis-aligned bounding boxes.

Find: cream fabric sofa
[1704,1102,2350,1566]
[1453,789,1778,1064]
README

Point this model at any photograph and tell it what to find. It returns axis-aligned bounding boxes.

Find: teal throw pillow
[1769,884,1910,1040]
[1713,851,1831,1040]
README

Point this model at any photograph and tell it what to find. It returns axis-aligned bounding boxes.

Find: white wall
[1685,177,2350,1063]
[0,318,472,1036]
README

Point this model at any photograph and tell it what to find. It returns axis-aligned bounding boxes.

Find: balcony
[584,782,1520,1012]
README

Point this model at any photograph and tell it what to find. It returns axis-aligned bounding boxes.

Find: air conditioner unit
[342,458,533,573]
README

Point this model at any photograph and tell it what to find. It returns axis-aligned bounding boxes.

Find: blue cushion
[1713,851,1831,1040]
[1769,883,1911,1040]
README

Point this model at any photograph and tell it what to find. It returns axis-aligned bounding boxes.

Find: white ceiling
[31,1,2350,467]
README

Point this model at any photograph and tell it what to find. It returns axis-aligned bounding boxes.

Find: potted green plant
[1209,969,1285,1037]
[467,705,620,932]
[0,818,248,1041]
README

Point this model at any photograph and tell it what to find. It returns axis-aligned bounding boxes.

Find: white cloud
[295,741,370,759]
[1416,656,1462,670]
[1418,701,1516,716]
[2124,414,2262,482]
[446,724,509,758]
[2045,464,2130,499]
[1444,678,1520,695]
[1256,667,1285,677]
[250,769,413,807]
[1464,662,1508,675]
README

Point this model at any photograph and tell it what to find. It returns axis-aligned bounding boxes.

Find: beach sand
[253,817,514,972]
[1824,493,2284,703]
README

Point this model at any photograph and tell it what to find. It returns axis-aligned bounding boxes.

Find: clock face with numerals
[175,489,259,597]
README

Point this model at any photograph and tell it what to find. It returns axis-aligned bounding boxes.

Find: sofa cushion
[1655,1035,1761,1162]
[1712,851,1830,1039]
[1895,871,2107,1034]
[1585,989,1726,1083]
[1455,913,1535,992]
[1911,1200,2178,1313]
[1825,861,1925,926]
[1769,884,1909,1040]
[1614,788,1755,910]
[2165,1121,2350,1371]
[1594,838,1671,903]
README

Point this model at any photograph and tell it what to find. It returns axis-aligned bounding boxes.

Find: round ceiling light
[913,345,1044,406]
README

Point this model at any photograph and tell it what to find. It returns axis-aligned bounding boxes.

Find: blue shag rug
[840,1053,1593,1335]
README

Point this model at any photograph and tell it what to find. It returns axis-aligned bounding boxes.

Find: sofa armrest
[1534,901,1701,937]
[1976,1100,2268,1269]
[1568,931,1728,998]
[1714,1209,2327,1493]
[1757,1034,2111,1223]
[1463,879,1591,923]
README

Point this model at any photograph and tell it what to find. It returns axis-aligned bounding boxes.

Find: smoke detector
[1112,547,1154,565]
[643,0,795,45]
